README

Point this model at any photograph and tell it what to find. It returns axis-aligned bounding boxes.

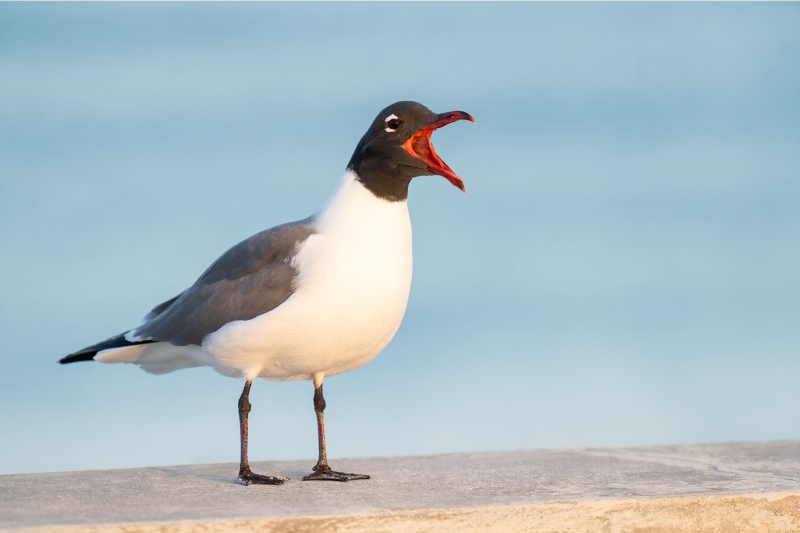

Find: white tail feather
[95,342,238,376]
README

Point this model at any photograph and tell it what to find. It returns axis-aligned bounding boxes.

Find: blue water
[1,3,799,475]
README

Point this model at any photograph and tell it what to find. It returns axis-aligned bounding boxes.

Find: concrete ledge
[2,441,799,532]
[18,493,800,533]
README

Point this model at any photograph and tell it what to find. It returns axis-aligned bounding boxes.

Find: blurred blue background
[1,3,799,475]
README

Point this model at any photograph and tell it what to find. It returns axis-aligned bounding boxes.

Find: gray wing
[133,217,316,346]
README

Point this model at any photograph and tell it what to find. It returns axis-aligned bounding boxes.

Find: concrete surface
[2,441,799,532]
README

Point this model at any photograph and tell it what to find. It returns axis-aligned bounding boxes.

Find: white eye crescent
[384,114,401,132]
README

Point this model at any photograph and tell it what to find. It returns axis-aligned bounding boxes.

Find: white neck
[314,170,409,233]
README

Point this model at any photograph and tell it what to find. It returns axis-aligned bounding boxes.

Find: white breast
[203,171,413,381]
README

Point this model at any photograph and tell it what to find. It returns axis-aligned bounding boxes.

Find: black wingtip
[59,353,97,365]
[59,333,155,365]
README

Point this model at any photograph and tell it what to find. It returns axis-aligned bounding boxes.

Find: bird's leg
[302,382,370,482]
[236,380,288,486]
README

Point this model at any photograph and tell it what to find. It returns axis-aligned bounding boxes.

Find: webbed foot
[236,467,289,486]
[302,466,369,482]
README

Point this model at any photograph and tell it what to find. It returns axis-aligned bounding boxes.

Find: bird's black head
[347,101,474,202]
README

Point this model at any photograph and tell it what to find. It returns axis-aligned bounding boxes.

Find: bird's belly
[204,210,413,381]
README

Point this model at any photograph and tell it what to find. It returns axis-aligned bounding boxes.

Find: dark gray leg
[302,382,370,482]
[236,380,289,486]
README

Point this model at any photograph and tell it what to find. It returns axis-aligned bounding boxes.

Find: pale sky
[1,3,799,475]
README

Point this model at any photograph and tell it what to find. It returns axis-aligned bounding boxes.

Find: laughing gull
[60,101,474,485]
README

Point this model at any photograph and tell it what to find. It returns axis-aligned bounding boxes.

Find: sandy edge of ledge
[17,491,800,533]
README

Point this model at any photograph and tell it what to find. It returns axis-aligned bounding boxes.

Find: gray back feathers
[134,218,317,346]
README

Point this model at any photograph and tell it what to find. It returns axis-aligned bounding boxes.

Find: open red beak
[403,110,474,192]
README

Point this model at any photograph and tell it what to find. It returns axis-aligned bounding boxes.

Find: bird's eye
[384,114,401,132]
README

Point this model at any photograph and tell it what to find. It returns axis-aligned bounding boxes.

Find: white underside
[97,171,413,382]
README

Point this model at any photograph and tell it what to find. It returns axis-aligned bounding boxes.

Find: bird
[60,101,474,485]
